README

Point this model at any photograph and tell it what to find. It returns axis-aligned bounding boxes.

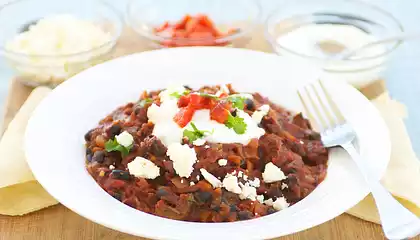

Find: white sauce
[190,109,265,145]
[252,104,270,123]
[275,24,388,87]
[147,86,265,147]
[276,24,384,60]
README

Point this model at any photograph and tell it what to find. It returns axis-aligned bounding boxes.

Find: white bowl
[25,47,390,240]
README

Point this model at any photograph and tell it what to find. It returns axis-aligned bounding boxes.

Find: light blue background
[0,0,419,155]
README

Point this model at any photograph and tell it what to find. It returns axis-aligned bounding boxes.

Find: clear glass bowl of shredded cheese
[265,0,404,88]
[0,0,123,87]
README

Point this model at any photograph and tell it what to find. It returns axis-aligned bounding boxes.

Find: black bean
[240,159,246,168]
[111,192,122,201]
[267,208,277,215]
[211,205,221,212]
[84,129,94,142]
[245,99,255,111]
[92,151,105,163]
[156,188,170,198]
[86,148,92,155]
[238,210,253,220]
[195,191,212,204]
[231,109,237,117]
[229,205,238,212]
[110,170,131,181]
[109,124,122,138]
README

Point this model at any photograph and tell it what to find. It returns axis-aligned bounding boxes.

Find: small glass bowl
[265,0,404,88]
[126,0,261,48]
[0,0,123,87]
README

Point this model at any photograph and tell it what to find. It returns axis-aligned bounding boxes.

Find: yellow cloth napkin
[0,87,58,215]
[346,92,420,223]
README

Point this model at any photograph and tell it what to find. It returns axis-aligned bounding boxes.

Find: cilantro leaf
[138,98,153,107]
[225,114,247,134]
[183,129,200,142]
[227,96,246,110]
[183,122,213,142]
[197,93,220,99]
[105,139,132,157]
[170,90,191,99]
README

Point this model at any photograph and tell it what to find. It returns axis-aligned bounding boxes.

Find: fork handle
[342,142,420,240]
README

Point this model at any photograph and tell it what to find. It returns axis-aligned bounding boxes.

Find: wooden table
[0,27,405,240]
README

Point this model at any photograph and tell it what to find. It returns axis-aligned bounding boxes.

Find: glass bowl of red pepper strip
[126,0,261,48]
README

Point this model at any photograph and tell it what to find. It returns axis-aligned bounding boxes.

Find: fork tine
[309,81,336,129]
[298,85,327,131]
[297,88,319,129]
[318,80,345,124]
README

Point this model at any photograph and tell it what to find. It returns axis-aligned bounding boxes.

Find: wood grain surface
[0,204,386,240]
[0,26,408,240]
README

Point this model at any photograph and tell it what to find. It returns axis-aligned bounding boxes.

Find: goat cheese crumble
[115,131,134,147]
[200,168,222,188]
[166,143,197,178]
[218,159,228,166]
[127,157,160,179]
[263,162,287,183]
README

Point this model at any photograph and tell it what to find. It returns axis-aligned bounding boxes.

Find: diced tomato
[154,21,169,33]
[218,92,228,98]
[197,14,214,29]
[174,106,195,127]
[185,18,199,35]
[188,94,204,109]
[172,29,188,38]
[174,14,191,30]
[153,14,236,47]
[210,102,230,123]
[178,95,190,108]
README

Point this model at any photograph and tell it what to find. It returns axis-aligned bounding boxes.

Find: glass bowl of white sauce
[265,0,403,88]
[0,0,123,87]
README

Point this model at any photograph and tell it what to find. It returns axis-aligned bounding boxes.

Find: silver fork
[298,80,420,240]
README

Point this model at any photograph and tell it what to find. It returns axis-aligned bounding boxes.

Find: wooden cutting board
[0,27,391,240]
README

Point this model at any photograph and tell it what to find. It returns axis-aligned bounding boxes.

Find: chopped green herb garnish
[197,92,220,99]
[138,98,153,107]
[105,138,132,157]
[225,114,247,134]
[170,90,191,99]
[227,96,246,110]
[183,122,213,142]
